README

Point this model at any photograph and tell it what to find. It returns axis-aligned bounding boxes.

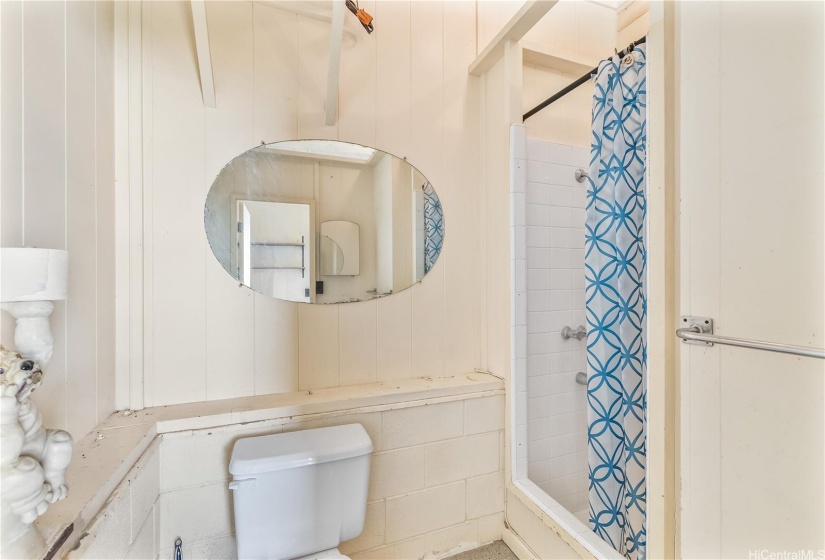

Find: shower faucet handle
[561,325,587,341]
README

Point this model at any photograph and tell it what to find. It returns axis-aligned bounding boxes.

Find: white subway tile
[527,354,550,377]
[549,206,573,228]
[549,289,573,311]
[526,225,552,248]
[425,432,499,487]
[549,269,574,290]
[528,436,550,463]
[381,401,464,450]
[571,186,587,209]
[527,138,552,162]
[526,268,550,290]
[527,396,550,420]
[526,247,550,269]
[526,289,550,312]
[527,311,550,334]
[549,249,573,270]
[549,371,578,395]
[549,310,574,332]
[527,333,548,357]
[528,458,551,483]
[526,203,552,226]
[571,146,590,167]
[526,160,552,184]
[464,395,505,435]
[550,143,574,166]
[527,418,550,442]
[384,482,465,542]
[550,227,573,249]
[548,432,587,459]
[549,164,574,187]
[527,373,550,397]
[550,185,573,207]
[526,183,552,205]
[466,471,504,519]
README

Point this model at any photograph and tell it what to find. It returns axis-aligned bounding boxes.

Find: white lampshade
[0,248,68,303]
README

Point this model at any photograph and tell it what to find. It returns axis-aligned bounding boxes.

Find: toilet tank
[229,424,373,560]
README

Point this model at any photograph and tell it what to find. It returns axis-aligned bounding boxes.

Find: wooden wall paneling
[409,0,445,377]
[148,1,207,406]
[95,0,117,423]
[0,0,23,248]
[23,0,67,430]
[66,0,99,437]
[334,5,378,387]
[0,0,24,353]
[373,0,412,382]
[442,0,479,374]
[251,3,300,394]
[297,14,338,141]
[204,1,256,400]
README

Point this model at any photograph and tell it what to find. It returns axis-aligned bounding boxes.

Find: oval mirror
[205,140,445,304]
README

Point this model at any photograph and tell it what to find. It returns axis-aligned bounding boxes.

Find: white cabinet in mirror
[204,140,445,304]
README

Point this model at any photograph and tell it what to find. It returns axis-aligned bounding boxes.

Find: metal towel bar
[676,316,825,360]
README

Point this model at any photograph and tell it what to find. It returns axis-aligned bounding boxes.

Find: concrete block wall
[157,395,506,559]
[67,439,160,560]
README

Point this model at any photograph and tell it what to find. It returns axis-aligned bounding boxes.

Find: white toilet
[229,424,373,560]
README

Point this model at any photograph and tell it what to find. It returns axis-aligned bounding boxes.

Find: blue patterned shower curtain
[585,45,647,560]
[423,182,444,273]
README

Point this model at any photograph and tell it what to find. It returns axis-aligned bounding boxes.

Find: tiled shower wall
[513,130,591,519]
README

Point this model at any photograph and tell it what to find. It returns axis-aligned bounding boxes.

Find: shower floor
[574,510,588,524]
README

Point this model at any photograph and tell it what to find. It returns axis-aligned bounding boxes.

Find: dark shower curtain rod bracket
[523,35,647,122]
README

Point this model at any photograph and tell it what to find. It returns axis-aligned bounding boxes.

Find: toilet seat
[292,548,349,560]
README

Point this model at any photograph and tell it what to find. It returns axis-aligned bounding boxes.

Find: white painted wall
[0,0,116,438]
[518,1,618,147]
[123,0,480,408]
[523,138,589,519]
[677,2,824,557]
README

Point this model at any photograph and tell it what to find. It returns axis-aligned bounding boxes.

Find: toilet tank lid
[229,423,373,476]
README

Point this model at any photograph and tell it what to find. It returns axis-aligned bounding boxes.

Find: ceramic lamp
[0,248,68,365]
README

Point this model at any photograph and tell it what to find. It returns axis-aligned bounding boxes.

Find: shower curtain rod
[522,36,647,121]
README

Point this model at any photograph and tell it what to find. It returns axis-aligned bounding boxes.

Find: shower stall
[510,40,649,560]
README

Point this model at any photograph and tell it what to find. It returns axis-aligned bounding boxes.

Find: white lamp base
[1,301,55,366]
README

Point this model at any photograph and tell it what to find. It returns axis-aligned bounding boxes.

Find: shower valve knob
[561,325,587,341]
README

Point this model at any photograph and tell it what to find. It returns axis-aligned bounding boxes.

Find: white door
[678,2,824,558]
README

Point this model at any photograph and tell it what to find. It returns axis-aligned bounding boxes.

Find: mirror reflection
[205,140,445,304]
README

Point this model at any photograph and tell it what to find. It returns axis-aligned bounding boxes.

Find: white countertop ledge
[37,372,504,557]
